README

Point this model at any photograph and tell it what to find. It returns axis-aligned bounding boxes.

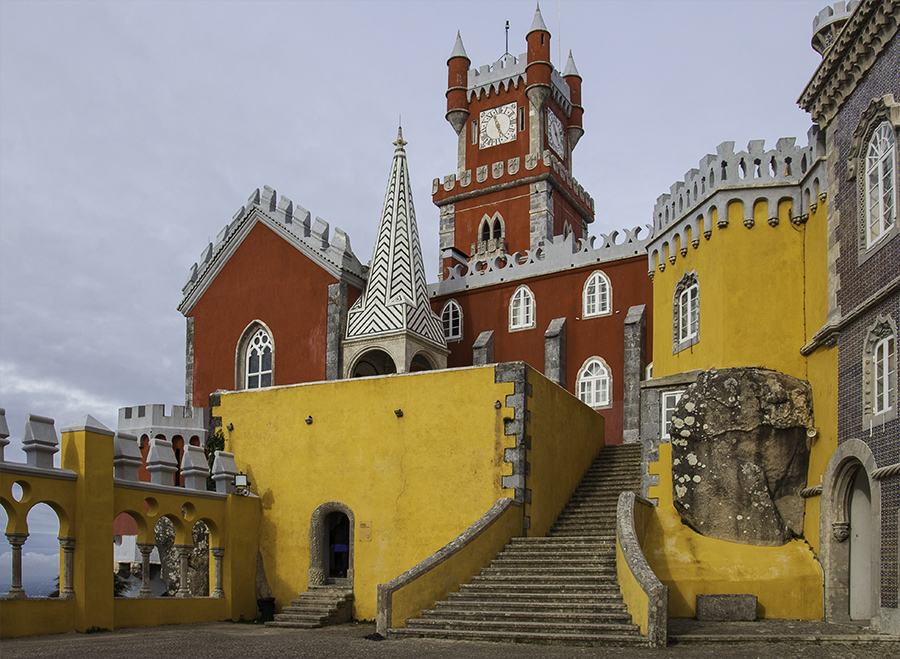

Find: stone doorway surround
[820,439,880,626]
[309,501,355,589]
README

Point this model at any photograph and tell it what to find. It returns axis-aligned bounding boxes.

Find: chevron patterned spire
[345,129,445,346]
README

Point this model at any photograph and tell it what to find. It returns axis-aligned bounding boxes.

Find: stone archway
[350,349,397,378]
[309,502,354,588]
[821,439,880,624]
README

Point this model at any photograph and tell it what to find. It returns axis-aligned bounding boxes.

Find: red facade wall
[189,221,358,407]
[432,254,653,444]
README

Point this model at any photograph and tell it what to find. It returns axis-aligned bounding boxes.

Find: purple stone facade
[832,34,899,611]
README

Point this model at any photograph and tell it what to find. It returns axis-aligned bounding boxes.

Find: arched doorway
[309,502,354,588]
[409,353,433,372]
[849,468,872,620]
[351,349,396,378]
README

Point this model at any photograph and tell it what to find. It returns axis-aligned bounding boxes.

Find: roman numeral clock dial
[479,102,517,149]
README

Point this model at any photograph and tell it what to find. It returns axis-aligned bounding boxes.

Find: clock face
[547,111,566,156]
[479,102,518,149]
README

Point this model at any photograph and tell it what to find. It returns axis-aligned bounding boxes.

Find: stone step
[490,556,616,567]
[458,582,621,595]
[509,536,615,545]
[448,590,625,603]
[403,618,641,636]
[392,626,644,645]
[481,566,617,577]
[437,598,628,612]
[418,608,634,625]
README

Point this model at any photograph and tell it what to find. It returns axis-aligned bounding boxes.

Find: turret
[811,1,858,57]
[563,51,584,155]
[446,32,470,136]
[525,4,552,112]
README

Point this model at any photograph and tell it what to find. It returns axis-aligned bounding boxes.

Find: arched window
[672,272,699,353]
[509,285,535,331]
[237,323,274,390]
[577,357,611,409]
[864,314,897,425]
[583,271,611,318]
[492,219,502,240]
[865,121,896,248]
[480,219,491,242]
[441,300,463,340]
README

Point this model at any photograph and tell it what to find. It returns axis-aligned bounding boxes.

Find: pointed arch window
[509,285,535,331]
[583,271,611,318]
[236,322,274,390]
[577,357,611,409]
[865,121,896,248]
[441,300,463,341]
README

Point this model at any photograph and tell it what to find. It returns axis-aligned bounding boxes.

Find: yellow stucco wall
[216,366,519,621]
[526,373,605,537]
[645,443,823,619]
[653,199,808,380]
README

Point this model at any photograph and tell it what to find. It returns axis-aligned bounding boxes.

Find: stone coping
[0,462,78,481]
[112,478,229,500]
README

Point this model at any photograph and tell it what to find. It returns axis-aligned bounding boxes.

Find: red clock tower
[434,5,593,280]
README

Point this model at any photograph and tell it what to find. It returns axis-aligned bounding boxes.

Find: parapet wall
[118,404,209,445]
[647,126,828,274]
[466,52,571,114]
[429,227,650,297]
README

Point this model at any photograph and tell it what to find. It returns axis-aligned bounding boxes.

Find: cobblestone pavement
[1,621,897,659]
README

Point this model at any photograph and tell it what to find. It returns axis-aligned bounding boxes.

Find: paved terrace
[0,620,895,658]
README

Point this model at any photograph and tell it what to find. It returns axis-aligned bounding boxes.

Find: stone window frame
[576,356,612,409]
[848,95,899,264]
[582,270,612,318]
[235,320,274,391]
[660,389,684,440]
[440,299,463,342]
[863,313,898,428]
[672,271,699,354]
[509,285,536,332]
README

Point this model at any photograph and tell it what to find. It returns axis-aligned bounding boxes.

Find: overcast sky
[0,1,829,560]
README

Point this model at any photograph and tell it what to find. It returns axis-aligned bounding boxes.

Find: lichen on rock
[670,367,813,546]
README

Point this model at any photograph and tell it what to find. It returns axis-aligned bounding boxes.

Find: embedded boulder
[669,368,813,546]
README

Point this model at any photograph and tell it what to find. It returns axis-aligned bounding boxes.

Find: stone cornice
[798,0,899,126]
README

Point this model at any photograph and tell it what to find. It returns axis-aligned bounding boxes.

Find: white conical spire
[450,31,468,60]
[528,2,549,35]
[563,50,580,77]
[345,129,445,347]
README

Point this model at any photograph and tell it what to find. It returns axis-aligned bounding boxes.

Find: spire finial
[394,125,407,148]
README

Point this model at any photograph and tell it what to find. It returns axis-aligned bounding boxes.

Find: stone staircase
[265,586,353,629]
[394,443,644,645]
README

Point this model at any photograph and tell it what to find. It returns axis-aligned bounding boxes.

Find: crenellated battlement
[652,130,822,235]
[429,226,650,296]
[433,149,594,213]
[466,52,571,114]
[179,186,365,311]
[812,1,859,56]
[647,126,828,276]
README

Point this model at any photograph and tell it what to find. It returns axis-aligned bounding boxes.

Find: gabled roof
[178,186,366,316]
[345,129,445,347]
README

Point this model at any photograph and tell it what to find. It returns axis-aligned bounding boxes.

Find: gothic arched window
[236,322,274,390]
[864,314,897,426]
[577,357,611,409]
[441,300,463,341]
[865,121,896,248]
[509,285,535,331]
[583,271,611,318]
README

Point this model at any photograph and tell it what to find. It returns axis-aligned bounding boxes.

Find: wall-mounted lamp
[233,472,251,497]
[394,409,404,418]
[305,416,313,425]
[227,423,234,431]
[494,400,502,409]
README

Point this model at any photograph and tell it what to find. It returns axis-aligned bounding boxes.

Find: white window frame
[865,121,897,249]
[245,327,273,389]
[509,285,535,331]
[583,270,612,318]
[577,357,612,409]
[863,314,898,428]
[236,321,275,391]
[661,390,684,440]
[873,335,895,416]
[672,271,700,353]
[441,299,463,341]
